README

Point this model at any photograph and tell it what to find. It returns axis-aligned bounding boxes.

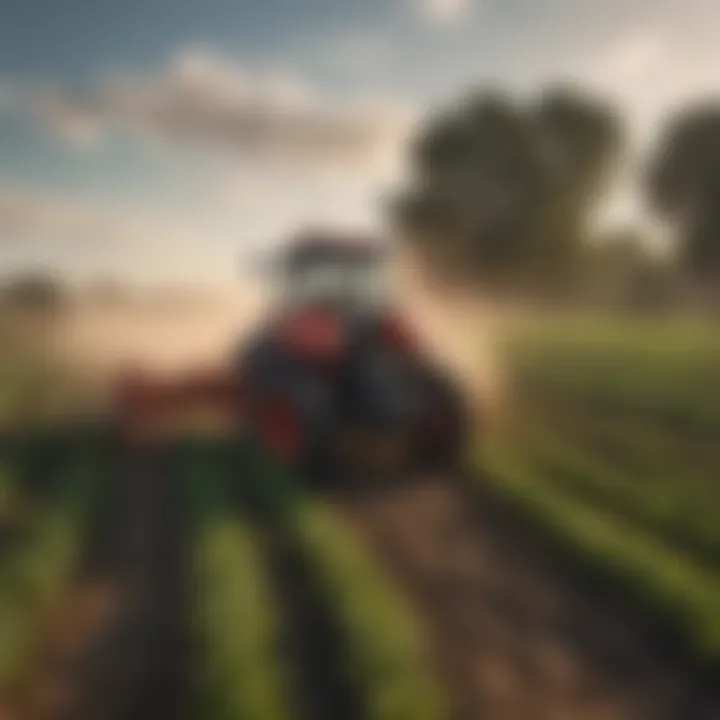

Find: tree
[393,84,623,296]
[580,229,680,312]
[1,272,66,311]
[647,102,720,290]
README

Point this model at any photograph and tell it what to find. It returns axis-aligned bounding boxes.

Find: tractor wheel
[254,399,339,488]
[418,373,467,475]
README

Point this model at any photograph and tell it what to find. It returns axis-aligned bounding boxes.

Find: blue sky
[0,0,718,283]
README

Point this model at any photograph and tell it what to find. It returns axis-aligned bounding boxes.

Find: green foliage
[502,316,720,435]
[187,446,444,720]
[510,429,720,565]
[0,356,85,431]
[0,457,95,688]
[187,450,292,720]
[394,85,623,293]
[647,102,720,284]
[0,465,19,527]
[482,448,720,660]
[293,503,445,720]
[579,231,681,311]
[254,456,446,720]
[488,316,720,661]
[0,273,66,312]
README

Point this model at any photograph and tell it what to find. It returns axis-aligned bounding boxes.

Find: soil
[1,447,191,720]
[259,528,364,720]
[337,476,720,720]
[4,447,719,720]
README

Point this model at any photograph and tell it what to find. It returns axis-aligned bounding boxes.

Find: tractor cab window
[285,253,392,311]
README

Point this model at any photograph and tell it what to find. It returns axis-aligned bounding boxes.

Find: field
[0,308,719,719]
[485,317,720,658]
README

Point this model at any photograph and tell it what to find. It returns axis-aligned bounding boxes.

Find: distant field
[484,316,720,659]
[0,292,264,428]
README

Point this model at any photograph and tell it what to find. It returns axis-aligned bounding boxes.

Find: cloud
[32,48,412,170]
[412,0,473,25]
[586,27,666,86]
[581,23,720,147]
[0,188,107,243]
[0,174,387,282]
[320,31,394,76]
[0,186,200,252]
[37,93,105,149]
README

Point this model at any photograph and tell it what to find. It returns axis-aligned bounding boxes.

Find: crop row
[482,445,720,661]
[187,449,292,720]
[501,316,720,436]
[187,443,445,720]
[486,316,720,663]
[261,464,446,720]
[509,428,720,565]
[517,399,720,490]
[0,449,99,692]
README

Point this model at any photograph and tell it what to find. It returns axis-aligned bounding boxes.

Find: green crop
[186,448,293,720]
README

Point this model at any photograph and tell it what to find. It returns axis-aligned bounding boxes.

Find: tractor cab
[277,233,392,317]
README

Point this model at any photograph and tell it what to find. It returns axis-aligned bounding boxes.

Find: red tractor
[237,231,467,481]
[116,231,467,482]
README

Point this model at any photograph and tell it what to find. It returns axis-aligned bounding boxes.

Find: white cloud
[586,27,666,86]
[570,21,720,232]
[30,48,412,171]
[413,0,473,25]
[581,23,720,147]
[0,186,201,253]
[0,169,390,282]
[0,188,107,243]
[0,184,257,283]
[0,45,418,282]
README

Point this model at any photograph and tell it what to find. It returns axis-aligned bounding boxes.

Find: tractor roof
[282,230,385,268]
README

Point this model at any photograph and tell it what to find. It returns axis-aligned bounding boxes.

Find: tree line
[392,85,720,312]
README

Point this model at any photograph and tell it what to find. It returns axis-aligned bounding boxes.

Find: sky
[0,0,718,284]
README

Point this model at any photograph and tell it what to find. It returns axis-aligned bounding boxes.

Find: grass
[502,316,720,436]
[508,428,720,565]
[504,318,716,401]
[186,446,293,720]
[484,314,720,662]
[482,448,720,659]
[250,453,447,720]
[0,344,88,432]
[293,502,445,720]
[0,463,21,530]
[0,451,97,690]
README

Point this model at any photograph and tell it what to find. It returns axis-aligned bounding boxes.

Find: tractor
[115,230,467,482]
[237,231,467,482]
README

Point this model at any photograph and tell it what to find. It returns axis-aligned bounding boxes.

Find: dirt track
[338,476,720,720]
[5,448,191,720]
[259,528,363,720]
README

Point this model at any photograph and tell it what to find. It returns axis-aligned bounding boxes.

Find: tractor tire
[417,370,468,476]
